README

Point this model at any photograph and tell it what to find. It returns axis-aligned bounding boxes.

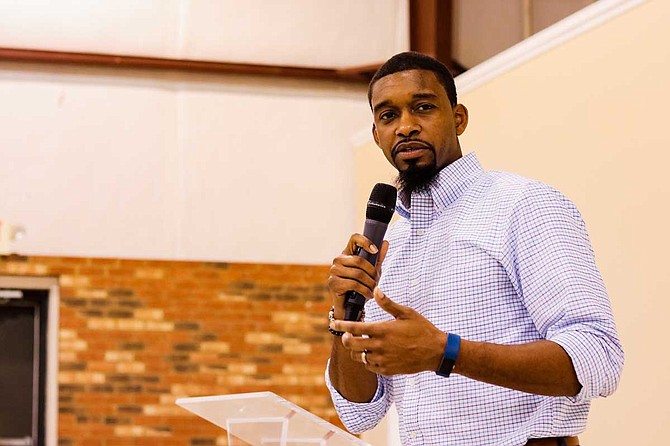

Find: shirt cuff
[324,359,389,433]
[549,328,623,403]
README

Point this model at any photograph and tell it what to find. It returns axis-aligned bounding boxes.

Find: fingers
[340,333,376,365]
[331,320,378,339]
[328,234,386,304]
[328,268,376,305]
[329,254,378,288]
[343,233,379,256]
[345,342,385,374]
[333,291,441,377]
[352,348,373,366]
[329,290,414,334]
[374,287,412,319]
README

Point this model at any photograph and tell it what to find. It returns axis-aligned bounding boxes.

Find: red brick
[4,255,341,445]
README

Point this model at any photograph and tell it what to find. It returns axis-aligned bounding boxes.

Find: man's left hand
[330,287,448,376]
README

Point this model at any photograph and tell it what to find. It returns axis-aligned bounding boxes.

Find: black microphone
[343,183,397,321]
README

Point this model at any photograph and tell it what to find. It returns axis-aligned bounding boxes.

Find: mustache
[392,138,435,158]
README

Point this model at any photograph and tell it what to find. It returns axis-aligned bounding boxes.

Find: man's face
[370,69,468,190]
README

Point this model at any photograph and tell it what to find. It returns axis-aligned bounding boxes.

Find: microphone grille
[366,183,397,223]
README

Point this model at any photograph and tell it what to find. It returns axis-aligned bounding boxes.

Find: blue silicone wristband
[444,333,461,360]
[436,333,461,377]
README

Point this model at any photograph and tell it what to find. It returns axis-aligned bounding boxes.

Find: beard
[395,160,440,195]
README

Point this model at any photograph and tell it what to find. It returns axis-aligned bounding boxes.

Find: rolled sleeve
[503,183,624,402]
[324,360,391,433]
[550,327,624,402]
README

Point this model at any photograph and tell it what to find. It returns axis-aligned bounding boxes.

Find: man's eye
[379,111,396,120]
[416,103,435,111]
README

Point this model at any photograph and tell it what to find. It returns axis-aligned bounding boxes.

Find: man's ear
[453,104,469,136]
[372,123,380,146]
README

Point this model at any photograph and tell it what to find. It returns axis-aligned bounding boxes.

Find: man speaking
[325,52,623,445]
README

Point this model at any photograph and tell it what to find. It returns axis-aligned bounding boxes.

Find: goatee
[395,162,439,195]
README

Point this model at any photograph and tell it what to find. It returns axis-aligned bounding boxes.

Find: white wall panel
[0,0,409,67]
[0,68,180,259]
[0,0,405,264]
[0,0,181,57]
[180,0,408,67]
[175,82,369,263]
[0,65,370,264]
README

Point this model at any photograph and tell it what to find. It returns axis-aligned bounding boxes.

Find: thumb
[374,287,411,319]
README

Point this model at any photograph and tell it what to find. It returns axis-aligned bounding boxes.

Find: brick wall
[0,255,341,446]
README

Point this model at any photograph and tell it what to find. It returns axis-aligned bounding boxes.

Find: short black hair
[367,51,457,107]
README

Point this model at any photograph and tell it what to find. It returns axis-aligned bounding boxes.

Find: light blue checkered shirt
[327,152,624,446]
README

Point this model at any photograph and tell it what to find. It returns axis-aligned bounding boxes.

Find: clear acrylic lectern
[176,391,370,446]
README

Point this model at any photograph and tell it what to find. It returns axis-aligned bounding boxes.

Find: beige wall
[461,2,670,440]
[452,0,596,68]
[356,0,669,443]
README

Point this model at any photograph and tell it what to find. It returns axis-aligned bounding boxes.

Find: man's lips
[393,140,433,161]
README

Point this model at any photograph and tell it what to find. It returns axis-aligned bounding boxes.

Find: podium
[176,391,370,446]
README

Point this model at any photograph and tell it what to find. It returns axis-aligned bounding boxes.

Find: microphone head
[366,183,397,223]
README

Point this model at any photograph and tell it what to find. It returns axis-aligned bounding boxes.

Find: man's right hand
[327,234,389,403]
[327,234,389,319]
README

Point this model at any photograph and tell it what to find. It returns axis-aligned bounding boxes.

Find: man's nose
[396,114,420,138]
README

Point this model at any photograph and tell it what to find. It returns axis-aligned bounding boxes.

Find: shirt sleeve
[501,182,624,403]
[324,359,392,433]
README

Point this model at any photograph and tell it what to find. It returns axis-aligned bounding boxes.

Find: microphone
[343,183,397,321]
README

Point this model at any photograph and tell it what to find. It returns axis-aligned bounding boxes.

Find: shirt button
[410,278,418,286]
[416,229,425,236]
[410,432,417,439]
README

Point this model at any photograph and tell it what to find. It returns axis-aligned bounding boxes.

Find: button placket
[405,193,432,434]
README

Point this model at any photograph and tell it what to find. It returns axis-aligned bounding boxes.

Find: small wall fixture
[0,220,26,255]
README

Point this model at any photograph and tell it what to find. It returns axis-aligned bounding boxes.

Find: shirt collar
[396,152,483,218]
